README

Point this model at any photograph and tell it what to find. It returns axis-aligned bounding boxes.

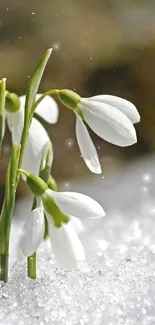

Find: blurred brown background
[0,0,155,194]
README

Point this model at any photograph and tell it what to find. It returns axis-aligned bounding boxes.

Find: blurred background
[0,0,155,199]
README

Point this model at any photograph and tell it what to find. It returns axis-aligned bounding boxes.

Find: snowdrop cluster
[17,88,140,269]
[0,49,140,282]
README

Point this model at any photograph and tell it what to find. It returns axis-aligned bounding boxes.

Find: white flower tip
[122,127,137,147]
[76,115,102,174]
[86,159,102,174]
[95,205,105,218]
[135,111,140,123]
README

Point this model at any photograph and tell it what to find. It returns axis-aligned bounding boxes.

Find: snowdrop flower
[5,93,58,175]
[58,90,140,174]
[19,203,85,268]
[19,171,105,268]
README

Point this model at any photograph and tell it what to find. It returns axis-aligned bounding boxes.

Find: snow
[1,155,155,325]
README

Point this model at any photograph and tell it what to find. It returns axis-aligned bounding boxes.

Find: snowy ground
[1,155,155,325]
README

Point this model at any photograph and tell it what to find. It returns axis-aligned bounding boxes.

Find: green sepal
[27,174,48,197]
[0,79,6,149]
[42,193,69,228]
[58,89,81,110]
[48,175,57,191]
[5,92,20,113]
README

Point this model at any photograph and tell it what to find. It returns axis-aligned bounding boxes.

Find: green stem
[44,214,49,239]
[31,89,58,118]
[27,253,36,279]
[0,254,8,283]
[0,207,11,282]
[16,118,29,185]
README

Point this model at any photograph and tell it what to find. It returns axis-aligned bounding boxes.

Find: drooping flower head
[57,89,140,174]
[19,170,105,268]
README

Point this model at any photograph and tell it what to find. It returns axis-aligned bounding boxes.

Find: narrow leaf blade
[25,48,52,119]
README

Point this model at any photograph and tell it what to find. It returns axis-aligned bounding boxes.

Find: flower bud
[19,170,48,196]
[58,89,81,110]
[5,92,20,113]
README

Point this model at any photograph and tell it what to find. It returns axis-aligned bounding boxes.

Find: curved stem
[31,89,59,117]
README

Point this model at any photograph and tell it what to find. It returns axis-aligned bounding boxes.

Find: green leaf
[0,143,20,255]
[0,79,6,150]
[25,48,52,122]
[17,49,52,180]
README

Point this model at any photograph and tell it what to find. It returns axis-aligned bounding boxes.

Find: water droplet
[142,173,152,184]
[52,42,61,52]
[63,182,70,190]
[65,138,74,149]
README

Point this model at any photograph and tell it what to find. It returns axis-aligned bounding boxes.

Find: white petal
[70,217,85,234]
[35,94,59,124]
[48,218,85,268]
[87,95,140,124]
[76,115,101,174]
[79,99,137,147]
[19,206,45,257]
[45,189,105,219]
[7,106,24,144]
[19,95,26,107]
[22,117,52,176]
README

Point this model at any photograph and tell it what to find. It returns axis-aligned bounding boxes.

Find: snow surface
[1,155,155,325]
